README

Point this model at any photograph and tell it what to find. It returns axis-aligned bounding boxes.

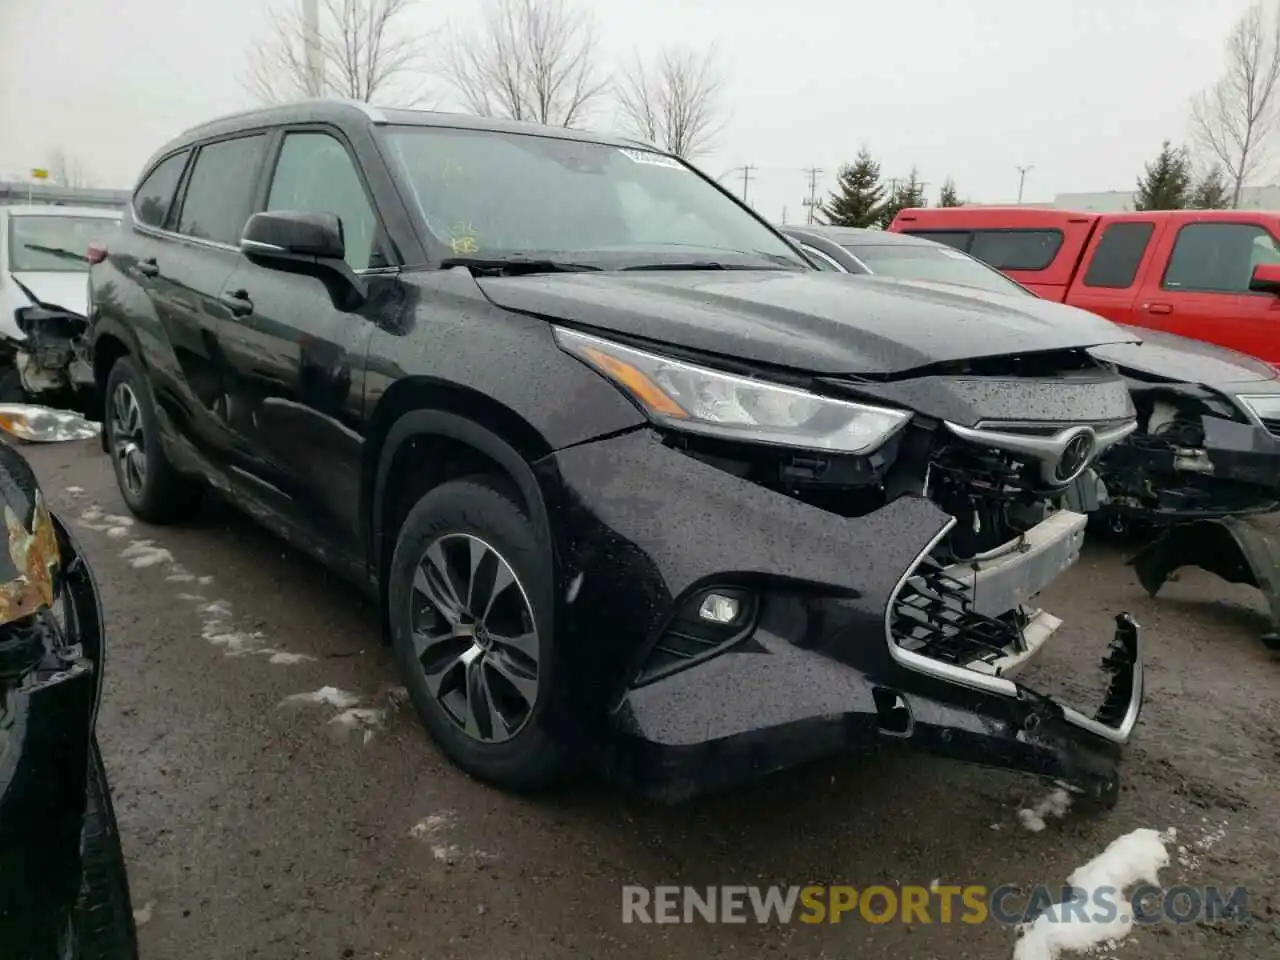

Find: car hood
[473,270,1139,376]
[1090,325,1278,386]
[8,271,88,317]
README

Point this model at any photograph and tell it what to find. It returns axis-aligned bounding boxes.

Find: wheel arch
[89,320,142,450]
[366,379,557,598]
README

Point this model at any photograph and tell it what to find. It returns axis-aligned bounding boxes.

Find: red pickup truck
[887,207,1280,365]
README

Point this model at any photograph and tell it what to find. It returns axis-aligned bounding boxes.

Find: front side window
[266,131,382,270]
[383,126,807,269]
[177,134,269,246]
[7,214,120,272]
[849,243,1030,295]
[1163,222,1280,293]
[133,151,189,229]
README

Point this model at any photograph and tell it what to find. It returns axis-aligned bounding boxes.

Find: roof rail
[179,98,387,138]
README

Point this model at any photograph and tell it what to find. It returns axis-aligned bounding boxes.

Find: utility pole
[302,0,324,96]
[1016,164,1034,204]
[802,167,823,224]
[740,164,756,204]
[781,206,788,224]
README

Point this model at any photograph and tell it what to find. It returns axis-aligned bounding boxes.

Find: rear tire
[74,739,139,960]
[104,354,202,523]
[388,476,569,791]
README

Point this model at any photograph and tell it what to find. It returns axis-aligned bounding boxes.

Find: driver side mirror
[239,210,367,309]
[1249,262,1280,296]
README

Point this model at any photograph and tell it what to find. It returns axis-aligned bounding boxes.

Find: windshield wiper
[20,243,89,264]
[440,256,602,277]
[621,261,773,272]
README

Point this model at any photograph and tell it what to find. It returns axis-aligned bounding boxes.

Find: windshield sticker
[448,220,480,255]
[618,148,685,170]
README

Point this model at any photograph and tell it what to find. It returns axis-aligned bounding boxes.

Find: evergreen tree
[1190,165,1231,209]
[819,148,885,227]
[876,168,928,228]
[1134,141,1192,210]
[938,178,962,207]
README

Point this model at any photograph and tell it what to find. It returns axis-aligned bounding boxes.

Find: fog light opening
[697,592,741,624]
[873,687,913,737]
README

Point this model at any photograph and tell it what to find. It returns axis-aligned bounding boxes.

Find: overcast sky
[0,0,1263,220]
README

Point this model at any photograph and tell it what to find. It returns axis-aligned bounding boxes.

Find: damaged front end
[545,339,1147,804]
[1073,344,1280,647]
[0,275,98,416]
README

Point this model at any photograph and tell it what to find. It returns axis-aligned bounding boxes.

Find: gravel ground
[21,437,1280,959]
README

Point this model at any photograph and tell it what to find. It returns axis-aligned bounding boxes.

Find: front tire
[388,477,568,790]
[74,739,139,960]
[104,354,202,523]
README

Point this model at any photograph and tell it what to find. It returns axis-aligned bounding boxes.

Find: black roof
[780,224,938,247]
[155,98,655,161]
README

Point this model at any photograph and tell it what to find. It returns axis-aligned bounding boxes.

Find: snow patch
[132,900,154,926]
[176,593,205,602]
[268,651,316,665]
[1176,818,1228,871]
[106,526,129,538]
[65,486,84,496]
[1013,828,1169,960]
[329,707,388,744]
[119,539,173,569]
[281,686,361,710]
[1018,787,1073,833]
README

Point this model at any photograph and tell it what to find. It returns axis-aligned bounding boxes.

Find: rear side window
[1083,222,1154,288]
[1163,222,1280,293]
[905,230,971,251]
[177,134,269,246]
[968,230,1062,271]
[133,151,189,229]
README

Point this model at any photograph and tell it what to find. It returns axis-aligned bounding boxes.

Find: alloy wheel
[109,382,146,497]
[408,533,541,743]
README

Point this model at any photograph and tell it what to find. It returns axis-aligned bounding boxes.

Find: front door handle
[219,291,253,317]
[1145,302,1173,315]
[135,257,159,278]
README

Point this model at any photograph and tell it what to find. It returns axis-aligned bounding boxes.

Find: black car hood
[1090,326,1279,387]
[474,270,1139,376]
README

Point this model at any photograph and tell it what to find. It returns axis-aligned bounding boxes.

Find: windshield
[849,243,1031,296]
[383,126,807,270]
[7,214,119,272]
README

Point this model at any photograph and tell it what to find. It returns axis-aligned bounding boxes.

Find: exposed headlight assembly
[555,327,911,454]
[1237,394,1280,426]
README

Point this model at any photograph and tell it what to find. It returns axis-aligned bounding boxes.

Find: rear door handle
[1145,302,1173,315]
[135,258,159,278]
[219,291,253,317]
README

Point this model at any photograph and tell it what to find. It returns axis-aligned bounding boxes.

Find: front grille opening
[891,558,1022,669]
[632,588,758,686]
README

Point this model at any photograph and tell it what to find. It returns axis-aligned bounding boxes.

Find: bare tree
[1191,1,1280,207]
[246,0,429,104]
[46,149,90,188]
[443,0,609,127]
[614,46,725,158]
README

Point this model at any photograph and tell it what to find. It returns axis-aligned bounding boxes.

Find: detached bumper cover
[537,431,1144,801]
[0,514,104,953]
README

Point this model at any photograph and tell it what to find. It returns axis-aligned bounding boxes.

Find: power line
[802,166,824,224]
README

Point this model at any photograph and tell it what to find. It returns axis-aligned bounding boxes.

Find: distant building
[0,181,129,210]
[1053,185,1280,211]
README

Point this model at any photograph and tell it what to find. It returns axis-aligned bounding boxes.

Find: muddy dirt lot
[24,438,1280,959]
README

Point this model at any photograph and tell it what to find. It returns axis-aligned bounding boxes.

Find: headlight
[554,327,912,454]
[1237,394,1280,425]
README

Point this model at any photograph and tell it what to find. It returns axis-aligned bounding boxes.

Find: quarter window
[1083,222,1154,289]
[177,135,269,246]
[266,132,381,270]
[968,230,1062,271]
[133,151,189,229]
[1163,222,1280,293]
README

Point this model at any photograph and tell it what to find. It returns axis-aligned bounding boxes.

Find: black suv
[88,100,1145,803]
